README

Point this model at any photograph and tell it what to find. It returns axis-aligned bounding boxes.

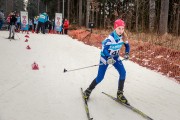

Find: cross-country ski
[81,88,93,120]
[102,92,153,120]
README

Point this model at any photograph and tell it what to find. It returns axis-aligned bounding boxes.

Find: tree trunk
[57,0,60,13]
[141,0,145,32]
[86,0,90,28]
[176,2,180,35]
[136,0,139,32]
[159,0,170,35]
[95,9,98,28]
[0,1,2,8]
[67,0,70,20]
[79,0,82,26]
[149,0,156,32]
[82,0,86,26]
[38,0,40,14]
[100,4,102,28]
[11,0,14,11]
[62,0,64,18]
[92,3,94,23]
[103,1,105,28]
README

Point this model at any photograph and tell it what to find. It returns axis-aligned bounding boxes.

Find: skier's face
[115,26,124,35]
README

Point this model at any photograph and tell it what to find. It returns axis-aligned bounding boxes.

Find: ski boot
[117,90,130,105]
[11,36,14,39]
[7,36,11,39]
[83,88,92,101]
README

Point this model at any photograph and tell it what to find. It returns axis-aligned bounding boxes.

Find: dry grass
[68,29,180,83]
[73,27,180,51]
[129,33,180,51]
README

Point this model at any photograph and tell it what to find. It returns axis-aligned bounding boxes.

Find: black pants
[37,22,45,34]
[34,24,36,31]
[29,25,32,31]
[64,29,68,34]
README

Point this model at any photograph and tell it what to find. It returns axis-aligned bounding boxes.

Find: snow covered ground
[0,31,180,120]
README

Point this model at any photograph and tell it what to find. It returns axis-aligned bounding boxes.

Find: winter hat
[114,19,125,29]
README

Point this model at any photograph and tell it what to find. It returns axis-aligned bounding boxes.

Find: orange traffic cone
[32,62,39,70]
[26,45,31,49]
[25,35,29,38]
[25,39,28,42]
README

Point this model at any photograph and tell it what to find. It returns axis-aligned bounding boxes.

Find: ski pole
[15,32,20,40]
[63,58,127,73]
[63,63,104,73]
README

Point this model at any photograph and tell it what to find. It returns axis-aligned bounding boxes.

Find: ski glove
[124,52,129,60]
[107,57,116,64]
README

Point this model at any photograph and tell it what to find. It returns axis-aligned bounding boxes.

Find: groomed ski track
[0,31,180,120]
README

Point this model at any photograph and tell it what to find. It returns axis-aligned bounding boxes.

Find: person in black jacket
[8,12,17,39]
[0,9,5,30]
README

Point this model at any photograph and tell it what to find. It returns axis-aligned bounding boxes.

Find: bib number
[108,50,119,56]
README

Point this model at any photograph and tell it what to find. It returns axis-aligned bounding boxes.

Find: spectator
[29,19,33,31]
[52,19,55,31]
[16,13,21,32]
[45,13,49,30]
[6,13,11,30]
[36,12,47,34]
[8,12,17,39]
[0,9,5,30]
[33,16,38,31]
[60,18,65,34]
[48,20,52,33]
[63,19,69,34]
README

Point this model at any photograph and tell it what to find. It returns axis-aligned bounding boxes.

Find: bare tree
[38,0,40,14]
[91,1,95,23]
[136,0,139,32]
[86,0,91,28]
[175,1,180,35]
[159,0,170,35]
[79,0,82,26]
[149,0,156,32]
[67,0,70,20]
[0,0,2,8]
[95,2,99,28]
[57,0,60,13]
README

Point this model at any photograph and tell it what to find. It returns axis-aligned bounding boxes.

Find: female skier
[84,19,130,105]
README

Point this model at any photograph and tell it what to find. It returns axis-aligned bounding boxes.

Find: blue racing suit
[95,31,130,84]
